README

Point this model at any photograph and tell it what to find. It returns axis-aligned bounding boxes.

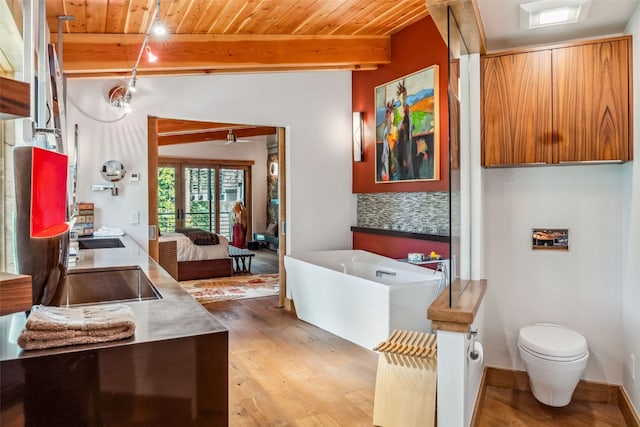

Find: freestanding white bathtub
[284,250,446,350]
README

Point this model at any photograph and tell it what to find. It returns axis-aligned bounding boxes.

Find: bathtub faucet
[376,270,397,278]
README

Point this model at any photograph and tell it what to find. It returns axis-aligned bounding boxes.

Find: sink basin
[78,238,125,249]
[58,266,161,306]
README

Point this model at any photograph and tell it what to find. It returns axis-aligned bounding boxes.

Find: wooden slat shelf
[351,226,450,243]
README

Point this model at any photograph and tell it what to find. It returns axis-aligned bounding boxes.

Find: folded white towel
[93,226,124,237]
[18,304,136,350]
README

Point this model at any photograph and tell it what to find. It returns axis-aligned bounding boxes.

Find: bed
[158,231,233,281]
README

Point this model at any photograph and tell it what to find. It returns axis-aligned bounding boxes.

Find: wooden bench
[228,247,256,274]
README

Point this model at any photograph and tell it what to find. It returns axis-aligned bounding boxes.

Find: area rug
[179,273,279,304]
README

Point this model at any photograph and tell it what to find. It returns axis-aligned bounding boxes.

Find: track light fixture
[127,77,137,93]
[108,86,131,112]
[145,44,158,62]
[227,130,237,144]
[106,0,165,112]
[152,18,167,36]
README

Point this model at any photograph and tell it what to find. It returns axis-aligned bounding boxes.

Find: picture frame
[531,228,569,251]
[375,65,440,183]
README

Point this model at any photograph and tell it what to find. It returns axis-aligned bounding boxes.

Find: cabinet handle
[558,160,624,165]
[486,162,547,168]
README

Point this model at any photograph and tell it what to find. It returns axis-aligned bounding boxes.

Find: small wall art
[374,65,439,183]
[531,228,569,250]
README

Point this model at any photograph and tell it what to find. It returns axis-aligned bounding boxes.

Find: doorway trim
[147,116,288,305]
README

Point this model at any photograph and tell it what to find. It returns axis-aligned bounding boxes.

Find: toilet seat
[518,342,588,362]
[518,324,588,360]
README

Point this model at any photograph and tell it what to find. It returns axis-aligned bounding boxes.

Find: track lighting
[105,0,165,112]
[108,86,132,111]
[127,77,137,93]
[145,44,157,62]
[152,19,167,36]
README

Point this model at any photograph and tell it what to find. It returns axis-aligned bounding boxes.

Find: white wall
[481,164,624,383]
[479,16,639,395]
[65,71,355,253]
[159,138,270,235]
[623,8,640,413]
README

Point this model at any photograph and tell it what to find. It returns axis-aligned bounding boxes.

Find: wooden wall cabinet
[0,76,30,120]
[481,36,632,167]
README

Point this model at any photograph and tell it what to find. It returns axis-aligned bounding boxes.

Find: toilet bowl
[518,323,589,407]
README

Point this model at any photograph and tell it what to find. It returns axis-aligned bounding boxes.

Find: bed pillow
[175,228,220,245]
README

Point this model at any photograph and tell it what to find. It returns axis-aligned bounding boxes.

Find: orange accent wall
[352,16,449,194]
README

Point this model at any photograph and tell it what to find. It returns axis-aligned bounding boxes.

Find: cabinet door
[553,39,631,162]
[482,50,553,166]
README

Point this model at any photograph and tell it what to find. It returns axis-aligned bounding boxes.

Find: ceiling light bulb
[128,78,137,93]
[145,45,158,62]
[152,20,167,36]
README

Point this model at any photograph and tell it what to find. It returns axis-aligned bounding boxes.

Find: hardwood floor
[474,367,632,426]
[206,297,634,427]
[250,248,279,275]
[476,386,628,426]
[204,295,378,426]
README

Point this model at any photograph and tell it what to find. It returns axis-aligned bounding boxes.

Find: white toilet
[518,323,589,407]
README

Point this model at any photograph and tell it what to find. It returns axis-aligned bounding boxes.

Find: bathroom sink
[78,238,125,249]
[58,266,161,306]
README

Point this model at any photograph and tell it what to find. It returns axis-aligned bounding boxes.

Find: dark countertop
[351,226,450,242]
[0,235,227,361]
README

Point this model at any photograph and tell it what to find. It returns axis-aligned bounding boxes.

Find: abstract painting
[375,65,439,182]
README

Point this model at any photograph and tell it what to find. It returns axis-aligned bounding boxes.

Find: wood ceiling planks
[45,0,430,76]
[47,0,429,36]
[156,118,276,146]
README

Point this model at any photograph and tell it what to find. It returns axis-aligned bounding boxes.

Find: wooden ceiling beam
[158,126,277,146]
[50,33,390,76]
[158,120,243,134]
[425,0,486,55]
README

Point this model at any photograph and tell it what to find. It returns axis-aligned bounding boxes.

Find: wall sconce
[353,112,364,162]
[108,85,132,112]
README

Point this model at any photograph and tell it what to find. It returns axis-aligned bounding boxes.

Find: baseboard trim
[619,386,640,427]
[284,297,296,315]
[469,366,488,427]
[474,367,640,427]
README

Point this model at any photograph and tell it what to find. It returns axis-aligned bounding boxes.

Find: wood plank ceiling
[46,0,431,78]
[156,119,277,146]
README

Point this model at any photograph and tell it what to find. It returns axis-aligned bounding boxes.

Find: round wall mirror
[101,160,127,182]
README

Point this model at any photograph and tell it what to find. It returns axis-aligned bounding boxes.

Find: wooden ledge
[427,279,487,333]
[0,272,32,315]
[0,77,30,120]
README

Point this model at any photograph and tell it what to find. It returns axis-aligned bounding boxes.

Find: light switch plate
[130,211,140,224]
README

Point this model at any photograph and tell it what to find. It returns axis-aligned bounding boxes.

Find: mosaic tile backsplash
[357,192,450,235]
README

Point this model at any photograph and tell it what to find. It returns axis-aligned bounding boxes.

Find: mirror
[101,160,127,182]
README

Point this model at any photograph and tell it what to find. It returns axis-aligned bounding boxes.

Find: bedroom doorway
[147,117,288,307]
